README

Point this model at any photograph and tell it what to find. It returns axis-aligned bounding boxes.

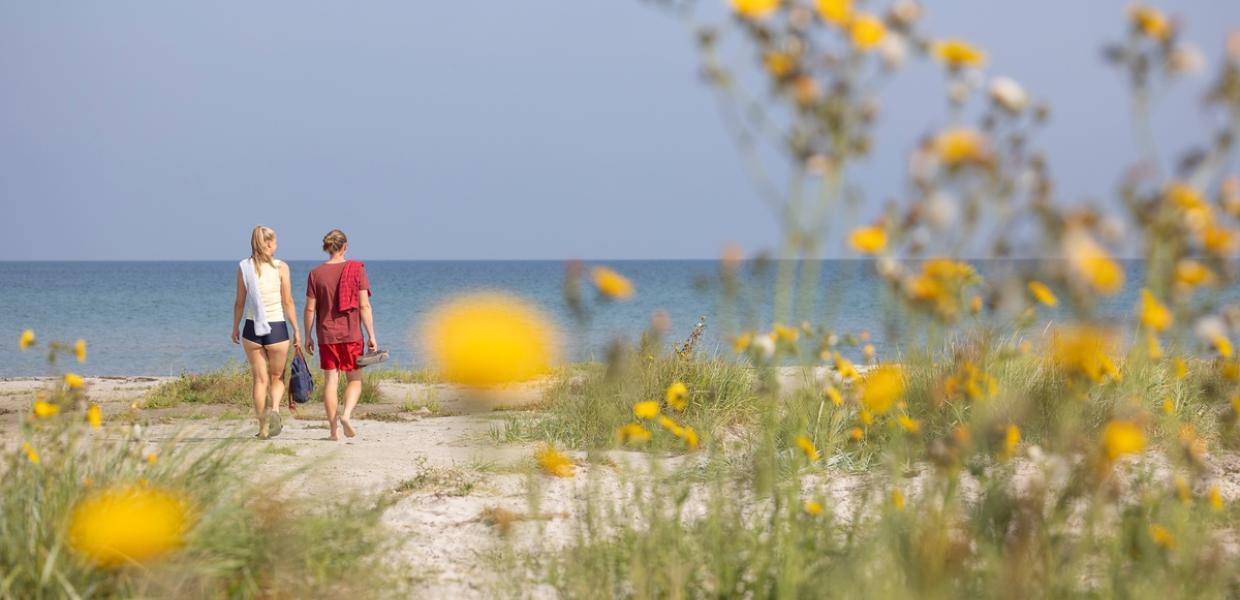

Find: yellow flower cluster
[536,446,576,478]
[859,364,904,415]
[942,362,997,402]
[591,266,635,300]
[1050,327,1122,383]
[905,258,979,320]
[421,293,559,387]
[67,484,192,567]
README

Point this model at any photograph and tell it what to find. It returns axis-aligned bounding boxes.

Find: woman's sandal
[267,411,283,437]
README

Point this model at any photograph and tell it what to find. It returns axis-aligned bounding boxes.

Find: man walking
[304,229,377,440]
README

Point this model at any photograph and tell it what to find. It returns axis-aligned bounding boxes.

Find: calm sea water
[0,260,1207,376]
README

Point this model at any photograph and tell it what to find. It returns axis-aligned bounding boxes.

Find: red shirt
[307,261,371,344]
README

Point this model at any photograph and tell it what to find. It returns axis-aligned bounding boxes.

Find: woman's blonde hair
[250,225,277,275]
[322,229,348,254]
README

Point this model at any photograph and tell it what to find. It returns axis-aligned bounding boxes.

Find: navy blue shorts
[242,320,290,346]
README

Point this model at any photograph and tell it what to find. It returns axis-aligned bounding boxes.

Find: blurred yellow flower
[731,0,779,19]
[1149,524,1176,549]
[32,400,59,418]
[665,381,689,412]
[792,75,820,105]
[421,293,558,387]
[658,415,681,434]
[1145,332,1164,360]
[862,344,875,359]
[934,128,989,166]
[772,322,799,343]
[1166,181,1206,210]
[1172,357,1188,379]
[969,294,983,315]
[1129,5,1171,41]
[680,426,700,449]
[891,489,905,512]
[146,453,158,465]
[796,435,819,462]
[633,400,660,419]
[1065,231,1124,295]
[1175,259,1214,288]
[848,226,887,254]
[535,446,575,477]
[618,423,652,444]
[849,14,886,50]
[1004,424,1021,459]
[1101,420,1146,461]
[591,267,634,300]
[860,365,904,415]
[1202,225,1239,255]
[21,441,39,464]
[833,353,861,381]
[1027,281,1058,307]
[763,52,796,79]
[931,39,987,68]
[18,329,35,351]
[1138,289,1172,331]
[64,373,85,390]
[1213,335,1234,359]
[1209,484,1224,512]
[815,0,851,26]
[1051,326,1121,383]
[68,485,191,567]
[849,427,865,442]
[74,339,87,364]
[859,410,874,426]
[88,404,103,429]
[897,415,921,434]
[803,499,824,516]
[732,332,753,353]
[1161,398,1175,415]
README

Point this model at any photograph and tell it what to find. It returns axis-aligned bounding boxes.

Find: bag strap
[286,346,303,412]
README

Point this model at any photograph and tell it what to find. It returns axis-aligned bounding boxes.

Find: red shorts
[319,341,364,371]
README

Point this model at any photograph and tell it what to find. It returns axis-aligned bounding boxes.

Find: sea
[0,260,1226,377]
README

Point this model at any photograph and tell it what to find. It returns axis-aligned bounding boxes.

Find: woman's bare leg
[263,340,290,417]
[243,340,270,437]
[340,368,363,438]
[323,369,340,441]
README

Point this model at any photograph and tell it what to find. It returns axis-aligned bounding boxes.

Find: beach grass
[143,364,417,409]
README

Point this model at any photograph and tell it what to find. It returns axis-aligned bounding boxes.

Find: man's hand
[305,338,316,356]
[368,336,378,352]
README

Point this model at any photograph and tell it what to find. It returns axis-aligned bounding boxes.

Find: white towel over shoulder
[240,258,272,336]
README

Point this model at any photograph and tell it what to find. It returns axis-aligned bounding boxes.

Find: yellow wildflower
[88,404,103,429]
[859,410,874,426]
[18,329,35,351]
[421,293,559,386]
[32,400,59,418]
[1101,420,1146,461]
[934,128,989,166]
[618,423,652,444]
[969,294,983,315]
[1051,327,1121,383]
[931,39,987,68]
[1149,524,1176,550]
[731,0,779,18]
[1167,181,1206,210]
[1027,281,1058,307]
[1129,5,1171,41]
[763,52,796,79]
[796,435,819,462]
[1175,476,1191,504]
[535,446,575,477]
[1209,485,1224,512]
[815,0,851,26]
[833,353,861,381]
[680,426,700,449]
[849,427,865,442]
[21,441,39,464]
[892,489,906,512]
[665,381,689,412]
[1145,332,1164,360]
[1172,357,1188,379]
[1202,225,1239,255]
[633,400,660,420]
[1213,335,1234,359]
[848,226,887,254]
[862,344,875,359]
[1065,231,1124,295]
[1175,259,1214,288]
[732,332,753,353]
[1138,289,1172,331]
[146,453,158,465]
[825,385,843,406]
[1004,424,1020,459]
[803,499,824,516]
[68,485,192,567]
[772,322,799,343]
[897,415,921,435]
[849,14,886,50]
[1162,398,1175,415]
[591,267,634,300]
[859,365,904,415]
[74,339,87,364]
[64,373,85,390]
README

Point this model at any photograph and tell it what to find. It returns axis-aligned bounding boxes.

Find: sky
[3,1,1240,260]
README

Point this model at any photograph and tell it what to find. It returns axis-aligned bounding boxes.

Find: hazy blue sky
[3,1,1239,260]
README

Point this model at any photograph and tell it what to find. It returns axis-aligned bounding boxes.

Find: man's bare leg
[340,368,363,438]
[323,369,340,441]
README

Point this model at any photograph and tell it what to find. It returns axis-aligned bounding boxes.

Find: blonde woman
[232,225,301,439]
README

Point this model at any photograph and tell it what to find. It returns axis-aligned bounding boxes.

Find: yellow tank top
[247,259,285,322]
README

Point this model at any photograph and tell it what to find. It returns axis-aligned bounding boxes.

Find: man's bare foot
[341,418,356,438]
[327,434,339,441]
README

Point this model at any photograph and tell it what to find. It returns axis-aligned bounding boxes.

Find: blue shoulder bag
[289,347,314,404]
